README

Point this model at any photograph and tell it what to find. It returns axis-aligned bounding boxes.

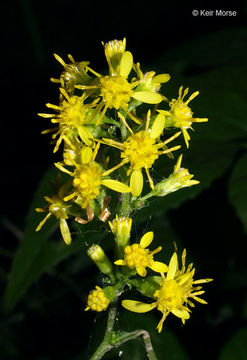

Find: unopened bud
[109,215,132,248]
[87,244,113,276]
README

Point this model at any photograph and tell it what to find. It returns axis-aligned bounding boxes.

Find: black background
[1,0,247,359]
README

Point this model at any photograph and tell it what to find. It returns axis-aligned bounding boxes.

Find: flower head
[109,215,132,248]
[38,89,97,152]
[115,231,168,277]
[101,110,181,197]
[51,53,92,93]
[55,144,131,209]
[85,286,110,312]
[158,86,208,148]
[35,181,72,245]
[153,154,199,197]
[75,39,167,126]
[122,249,213,332]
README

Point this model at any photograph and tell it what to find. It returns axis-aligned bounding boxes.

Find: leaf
[228,153,247,235]
[218,328,247,360]
[3,167,105,311]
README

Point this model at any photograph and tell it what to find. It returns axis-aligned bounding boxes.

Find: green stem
[114,330,158,360]
[89,303,117,360]
[89,303,158,360]
[119,193,132,217]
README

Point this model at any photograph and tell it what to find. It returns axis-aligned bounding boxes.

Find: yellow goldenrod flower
[75,39,166,126]
[114,231,168,277]
[109,215,132,247]
[101,110,181,197]
[35,181,72,245]
[150,154,199,198]
[50,53,92,93]
[122,250,213,332]
[85,286,110,312]
[55,144,131,209]
[38,88,98,152]
[158,86,208,148]
[133,62,170,95]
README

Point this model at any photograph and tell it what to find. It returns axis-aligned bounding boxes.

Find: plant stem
[89,303,117,360]
[89,304,158,360]
[119,193,132,217]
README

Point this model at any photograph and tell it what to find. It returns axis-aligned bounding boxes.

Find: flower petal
[81,146,93,164]
[167,252,178,280]
[36,212,51,231]
[78,126,94,146]
[149,261,168,273]
[136,266,147,277]
[140,231,154,248]
[60,218,71,245]
[132,91,163,104]
[122,300,156,313]
[120,51,133,78]
[150,114,166,139]
[171,309,190,320]
[130,169,143,197]
[152,74,170,84]
[101,179,131,193]
[114,259,126,266]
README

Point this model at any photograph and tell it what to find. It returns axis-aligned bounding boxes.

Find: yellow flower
[101,110,181,197]
[122,250,213,332]
[133,62,170,95]
[35,181,72,245]
[158,85,208,148]
[152,154,199,197]
[114,231,168,277]
[38,88,98,152]
[85,286,110,312]
[75,39,167,126]
[109,215,132,247]
[50,53,92,93]
[55,144,131,209]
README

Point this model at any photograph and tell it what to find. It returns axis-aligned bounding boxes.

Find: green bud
[87,245,113,276]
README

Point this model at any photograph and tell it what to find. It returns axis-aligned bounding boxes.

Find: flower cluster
[86,217,212,332]
[37,38,206,244]
[37,38,212,335]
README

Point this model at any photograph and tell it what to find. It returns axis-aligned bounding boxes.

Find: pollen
[100,75,133,109]
[122,131,159,171]
[86,286,110,312]
[73,163,103,207]
[154,279,183,312]
[124,244,149,269]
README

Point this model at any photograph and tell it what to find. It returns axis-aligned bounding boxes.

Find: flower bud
[109,215,132,248]
[85,286,110,312]
[87,244,113,276]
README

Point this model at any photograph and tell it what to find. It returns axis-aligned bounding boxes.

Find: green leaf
[3,167,105,311]
[228,153,247,235]
[218,328,247,360]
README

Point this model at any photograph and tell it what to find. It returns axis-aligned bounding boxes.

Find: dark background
[1,0,247,359]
